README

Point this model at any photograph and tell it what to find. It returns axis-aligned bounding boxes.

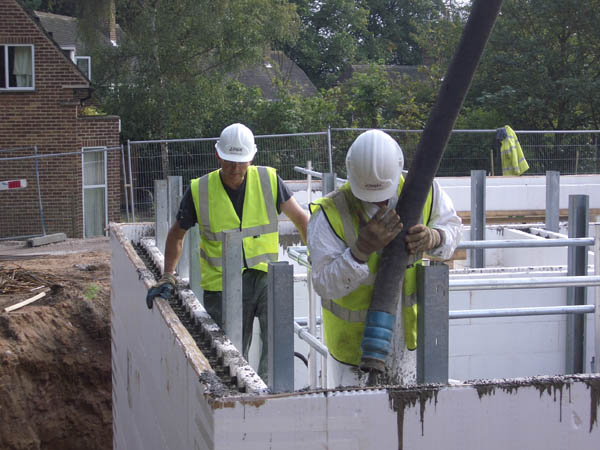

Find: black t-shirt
[176,170,293,231]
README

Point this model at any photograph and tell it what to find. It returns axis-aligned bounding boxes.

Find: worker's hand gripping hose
[145,272,177,309]
[358,0,504,381]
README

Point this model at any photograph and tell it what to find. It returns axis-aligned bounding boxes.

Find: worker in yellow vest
[146,123,309,381]
[307,129,461,388]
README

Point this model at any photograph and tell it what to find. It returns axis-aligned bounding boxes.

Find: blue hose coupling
[361,311,396,362]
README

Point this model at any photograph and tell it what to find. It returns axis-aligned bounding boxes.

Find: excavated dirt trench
[0,238,111,450]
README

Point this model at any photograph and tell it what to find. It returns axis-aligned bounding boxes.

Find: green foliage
[360,0,446,65]
[79,0,299,141]
[285,0,370,88]
[19,0,42,11]
[83,283,100,300]
[466,0,600,130]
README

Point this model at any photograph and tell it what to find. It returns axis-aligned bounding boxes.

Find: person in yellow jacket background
[146,123,309,382]
[307,129,462,388]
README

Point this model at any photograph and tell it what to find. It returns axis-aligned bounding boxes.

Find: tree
[78,0,299,140]
[468,0,600,130]
[285,0,370,89]
[360,0,447,65]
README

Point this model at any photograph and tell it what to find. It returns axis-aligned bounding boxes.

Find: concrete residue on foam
[388,383,441,449]
[390,374,600,449]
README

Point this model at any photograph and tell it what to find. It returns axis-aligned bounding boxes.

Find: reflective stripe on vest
[310,177,433,365]
[190,165,279,291]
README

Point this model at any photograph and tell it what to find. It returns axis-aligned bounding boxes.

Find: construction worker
[307,129,461,388]
[146,123,309,382]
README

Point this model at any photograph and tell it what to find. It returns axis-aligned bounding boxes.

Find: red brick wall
[0,0,120,238]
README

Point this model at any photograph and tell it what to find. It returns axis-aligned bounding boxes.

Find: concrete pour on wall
[110,223,600,450]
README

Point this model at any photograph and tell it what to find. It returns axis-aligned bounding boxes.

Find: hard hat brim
[215,143,257,162]
[349,179,399,203]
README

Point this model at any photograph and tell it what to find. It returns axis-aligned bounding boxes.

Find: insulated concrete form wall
[438,174,600,217]
[449,227,596,380]
[111,223,600,450]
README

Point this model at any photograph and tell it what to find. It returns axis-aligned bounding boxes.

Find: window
[76,56,91,80]
[0,44,34,90]
[61,46,76,62]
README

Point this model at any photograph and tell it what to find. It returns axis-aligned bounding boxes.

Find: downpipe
[360,0,505,376]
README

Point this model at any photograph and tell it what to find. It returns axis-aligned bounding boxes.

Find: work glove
[405,224,441,255]
[145,272,177,309]
[351,205,403,263]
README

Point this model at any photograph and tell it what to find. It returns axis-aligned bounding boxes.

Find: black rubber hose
[360,0,505,374]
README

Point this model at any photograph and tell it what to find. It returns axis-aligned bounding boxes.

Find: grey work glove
[146,272,177,309]
[405,224,442,255]
[351,205,403,263]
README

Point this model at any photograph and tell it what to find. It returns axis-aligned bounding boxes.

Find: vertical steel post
[470,170,486,268]
[566,195,588,374]
[327,126,333,174]
[594,224,600,373]
[33,146,46,236]
[416,262,449,384]
[189,225,203,302]
[168,176,189,278]
[545,171,560,232]
[268,261,294,393]
[120,145,130,222]
[307,270,318,388]
[154,180,168,254]
[167,176,181,228]
[322,172,336,196]
[127,140,135,222]
[222,230,243,352]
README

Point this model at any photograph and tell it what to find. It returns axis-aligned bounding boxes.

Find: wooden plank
[4,291,47,312]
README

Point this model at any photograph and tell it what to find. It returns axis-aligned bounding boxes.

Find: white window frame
[76,56,92,80]
[0,44,35,91]
[61,45,76,62]
[81,147,108,238]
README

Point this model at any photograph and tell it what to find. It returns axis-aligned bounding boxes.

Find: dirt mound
[0,246,111,450]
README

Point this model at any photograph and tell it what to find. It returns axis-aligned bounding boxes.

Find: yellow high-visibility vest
[309,177,432,365]
[190,165,279,291]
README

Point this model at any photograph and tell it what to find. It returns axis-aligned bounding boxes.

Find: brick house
[0,0,120,239]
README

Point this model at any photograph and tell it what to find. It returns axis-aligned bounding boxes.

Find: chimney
[109,0,117,46]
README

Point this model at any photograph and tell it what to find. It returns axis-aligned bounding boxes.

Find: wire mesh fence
[0,146,44,240]
[127,132,330,221]
[329,129,600,178]
[126,129,600,222]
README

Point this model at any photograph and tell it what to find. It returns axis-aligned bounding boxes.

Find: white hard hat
[346,129,404,203]
[215,123,257,162]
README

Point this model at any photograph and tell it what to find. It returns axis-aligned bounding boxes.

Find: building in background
[0,0,121,239]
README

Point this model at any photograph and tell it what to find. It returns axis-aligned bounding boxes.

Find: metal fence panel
[127,129,600,222]
[0,146,44,240]
[128,133,329,221]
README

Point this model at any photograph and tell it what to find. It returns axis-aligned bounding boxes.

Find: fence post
[566,194,588,374]
[268,261,294,393]
[222,230,243,352]
[33,145,46,236]
[416,262,449,384]
[545,171,560,232]
[154,180,168,254]
[120,145,130,222]
[127,140,136,222]
[470,170,486,268]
